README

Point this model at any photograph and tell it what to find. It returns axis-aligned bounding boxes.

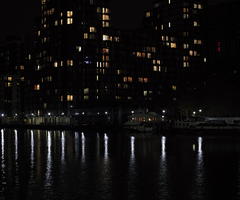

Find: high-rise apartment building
[0,37,28,116]
[31,0,120,115]
[143,0,207,110]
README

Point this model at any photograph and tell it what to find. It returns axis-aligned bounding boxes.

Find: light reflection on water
[1,130,240,200]
[81,132,86,163]
[45,131,52,187]
[0,129,6,194]
[61,131,65,164]
[158,136,169,199]
[191,137,206,199]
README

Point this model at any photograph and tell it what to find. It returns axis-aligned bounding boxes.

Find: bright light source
[1,114,4,117]
[82,112,85,115]
[162,110,166,114]
[75,113,80,115]
[193,111,196,115]
[162,115,165,119]
[131,110,134,114]
[48,113,51,116]
[105,111,108,115]
[199,109,202,113]
[61,112,65,116]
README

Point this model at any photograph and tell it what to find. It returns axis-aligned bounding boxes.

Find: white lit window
[67,18,73,24]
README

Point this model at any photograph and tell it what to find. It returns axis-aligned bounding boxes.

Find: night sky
[0,0,230,41]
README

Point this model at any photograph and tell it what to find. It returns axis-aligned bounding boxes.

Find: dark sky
[0,0,229,41]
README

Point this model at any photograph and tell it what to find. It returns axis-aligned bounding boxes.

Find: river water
[0,129,240,200]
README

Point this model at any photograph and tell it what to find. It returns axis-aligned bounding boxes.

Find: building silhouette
[0,0,208,123]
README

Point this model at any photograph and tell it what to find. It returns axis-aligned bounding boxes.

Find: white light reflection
[128,136,136,199]
[14,130,18,160]
[30,130,34,166]
[1,129,6,190]
[74,132,79,158]
[29,130,35,185]
[1,129,5,169]
[97,133,100,157]
[61,131,65,163]
[45,131,52,186]
[81,132,86,162]
[198,137,203,154]
[159,136,169,199]
[130,136,135,160]
[192,137,205,199]
[161,136,166,158]
[104,133,109,160]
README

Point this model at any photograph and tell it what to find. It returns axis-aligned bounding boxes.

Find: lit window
[198,4,203,9]
[67,18,73,24]
[103,34,109,41]
[84,88,89,95]
[67,60,73,66]
[76,46,82,52]
[84,33,88,39]
[8,76,13,81]
[90,26,96,32]
[102,14,110,20]
[67,11,73,17]
[102,48,109,54]
[146,11,151,18]
[102,8,109,14]
[170,43,177,48]
[34,84,40,91]
[193,21,199,27]
[54,62,58,67]
[183,43,189,49]
[102,21,110,27]
[67,95,73,101]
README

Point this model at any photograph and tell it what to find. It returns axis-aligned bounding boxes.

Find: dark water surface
[1,129,240,200]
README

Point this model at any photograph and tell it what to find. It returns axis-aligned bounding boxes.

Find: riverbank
[1,123,240,136]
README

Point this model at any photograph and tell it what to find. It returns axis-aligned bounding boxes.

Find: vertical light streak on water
[14,130,18,160]
[161,136,166,159]
[14,130,20,186]
[30,130,34,167]
[128,136,136,199]
[104,133,109,161]
[130,136,135,161]
[74,132,79,159]
[158,136,169,199]
[45,131,52,187]
[192,137,205,199]
[1,129,6,185]
[81,132,86,163]
[198,137,203,154]
[28,130,35,186]
[96,133,100,158]
[61,131,65,164]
